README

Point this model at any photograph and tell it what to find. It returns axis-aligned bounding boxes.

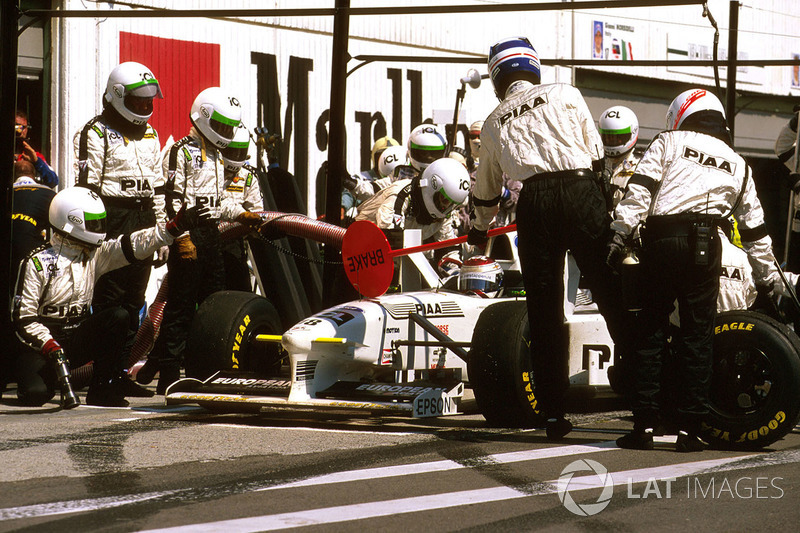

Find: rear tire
[468,301,545,428]
[185,291,283,381]
[703,311,800,450]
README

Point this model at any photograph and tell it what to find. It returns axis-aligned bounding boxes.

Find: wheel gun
[51,349,80,409]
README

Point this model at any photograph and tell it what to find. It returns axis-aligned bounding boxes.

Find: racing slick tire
[468,301,545,428]
[185,291,283,381]
[703,310,800,450]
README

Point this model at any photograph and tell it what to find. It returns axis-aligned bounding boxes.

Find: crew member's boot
[156,365,181,395]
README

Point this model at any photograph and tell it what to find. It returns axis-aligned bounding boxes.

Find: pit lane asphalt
[1,385,799,532]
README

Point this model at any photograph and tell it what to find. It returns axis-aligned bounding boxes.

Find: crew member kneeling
[12,187,206,407]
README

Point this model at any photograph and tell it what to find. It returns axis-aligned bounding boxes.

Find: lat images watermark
[557,459,614,516]
[557,459,785,516]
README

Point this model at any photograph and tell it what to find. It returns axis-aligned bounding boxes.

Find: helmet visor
[125,78,162,99]
[210,111,240,141]
[433,189,458,216]
[409,146,444,167]
[601,131,632,148]
[393,165,417,181]
[458,276,499,294]
[124,95,154,117]
[84,211,107,234]
[223,140,249,163]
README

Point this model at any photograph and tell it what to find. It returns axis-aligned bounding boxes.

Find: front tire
[468,301,545,427]
[185,291,283,380]
[703,311,800,450]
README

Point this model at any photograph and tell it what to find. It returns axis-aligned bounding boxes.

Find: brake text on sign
[347,248,386,272]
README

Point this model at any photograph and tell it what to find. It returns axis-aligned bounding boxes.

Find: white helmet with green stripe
[407,124,447,171]
[598,105,639,158]
[104,62,163,126]
[49,187,107,247]
[190,87,243,149]
[222,126,251,174]
[419,157,470,220]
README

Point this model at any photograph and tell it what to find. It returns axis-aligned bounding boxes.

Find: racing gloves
[175,236,198,260]
[166,204,213,238]
[606,232,627,274]
[236,211,263,228]
[467,227,488,248]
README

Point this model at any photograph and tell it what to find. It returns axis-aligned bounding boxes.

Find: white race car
[164,221,800,451]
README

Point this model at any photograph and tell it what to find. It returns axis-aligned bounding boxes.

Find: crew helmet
[377,145,408,178]
[222,126,251,174]
[458,255,504,297]
[371,136,400,170]
[190,87,242,149]
[468,120,484,157]
[488,37,541,100]
[418,157,470,219]
[407,124,447,171]
[665,88,726,131]
[49,187,107,247]
[598,106,639,157]
[103,62,163,126]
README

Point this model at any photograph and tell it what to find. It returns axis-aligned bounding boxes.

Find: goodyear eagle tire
[468,301,545,428]
[703,310,800,450]
[185,291,283,381]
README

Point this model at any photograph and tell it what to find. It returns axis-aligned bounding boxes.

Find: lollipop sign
[341,220,516,297]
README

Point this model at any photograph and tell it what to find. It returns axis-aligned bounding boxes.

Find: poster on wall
[792,53,800,89]
[592,21,604,59]
[591,19,635,60]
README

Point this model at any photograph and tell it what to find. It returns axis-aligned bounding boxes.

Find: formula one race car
[163,218,800,451]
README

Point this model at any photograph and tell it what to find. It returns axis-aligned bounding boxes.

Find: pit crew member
[469,36,631,440]
[220,126,265,291]
[610,88,799,451]
[12,187,207,407]
[355,156,469,245]
[74,62,166,397]
[598,105,641,210]
[140,87,243,394]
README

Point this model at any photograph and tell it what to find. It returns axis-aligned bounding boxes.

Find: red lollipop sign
[342,220,516,298]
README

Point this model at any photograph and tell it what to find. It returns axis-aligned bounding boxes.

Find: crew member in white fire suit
[74,62,166,397]
[346,127,446,206]
[598,105,642,210]
[774,112,800,267]
[12,187,206,407]
[469,37,630,440]
[220,126,264,291]
[139,87,251,394]
[355,156,469,244]
[609,89,798,452]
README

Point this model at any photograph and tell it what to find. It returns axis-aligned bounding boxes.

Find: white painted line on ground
[0,491,183,521]
[206,423,419,437]
[141,455,783,533]
[0,441,616,521]
[258,441,620,491]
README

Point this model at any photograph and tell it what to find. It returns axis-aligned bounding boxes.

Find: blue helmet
[488,37,541,100]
